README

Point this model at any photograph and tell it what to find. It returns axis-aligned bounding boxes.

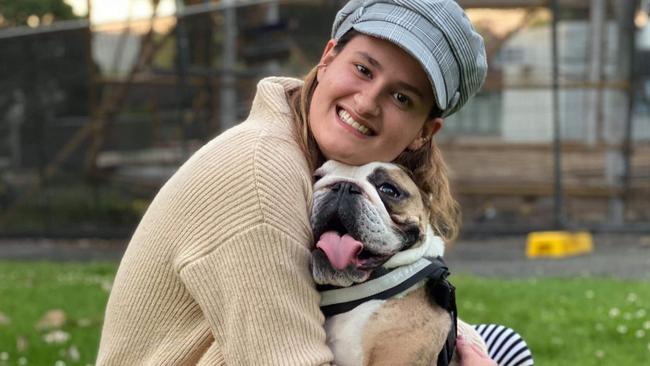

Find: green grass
[0,262,648,365]
[0,262,117,366]
[454,275,650,366]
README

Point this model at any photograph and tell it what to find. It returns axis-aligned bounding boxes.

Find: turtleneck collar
[248,76,304,118]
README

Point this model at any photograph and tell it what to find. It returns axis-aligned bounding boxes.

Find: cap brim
[350,20,449,112]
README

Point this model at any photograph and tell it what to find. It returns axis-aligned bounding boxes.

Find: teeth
[338,109,370,135]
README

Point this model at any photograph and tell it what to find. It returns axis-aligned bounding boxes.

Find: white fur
[314,161,397,227]
[383,226,445,268]
[324,299,386,366]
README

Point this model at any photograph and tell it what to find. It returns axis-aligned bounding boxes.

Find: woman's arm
[176,132,333,364]
[180,224,333,365]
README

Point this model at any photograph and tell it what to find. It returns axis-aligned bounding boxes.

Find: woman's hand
[456,335,497,366]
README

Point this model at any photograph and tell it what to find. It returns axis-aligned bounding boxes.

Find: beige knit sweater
[97,77,333,365]
[97,76,485,365]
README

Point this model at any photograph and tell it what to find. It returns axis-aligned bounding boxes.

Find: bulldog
[310,161,487,366]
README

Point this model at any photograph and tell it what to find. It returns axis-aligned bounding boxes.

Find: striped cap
[332,0,487,117]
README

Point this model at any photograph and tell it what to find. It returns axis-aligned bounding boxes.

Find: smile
[337,108,373,136]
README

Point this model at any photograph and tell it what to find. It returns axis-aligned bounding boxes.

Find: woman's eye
[393,92,411,106]
[355,64,371,77]
[378,183,400,198]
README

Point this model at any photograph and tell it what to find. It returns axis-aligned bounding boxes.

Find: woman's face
[309,34,443,166]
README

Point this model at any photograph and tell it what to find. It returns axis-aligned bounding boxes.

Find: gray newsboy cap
[332,0,487,117]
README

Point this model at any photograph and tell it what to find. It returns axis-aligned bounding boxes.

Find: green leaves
[0,0,77,28]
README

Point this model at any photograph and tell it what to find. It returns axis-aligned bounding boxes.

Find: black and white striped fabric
[474,324,534,366]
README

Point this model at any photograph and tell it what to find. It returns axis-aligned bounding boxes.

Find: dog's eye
[313,174,323,182]
[378,183,400,198]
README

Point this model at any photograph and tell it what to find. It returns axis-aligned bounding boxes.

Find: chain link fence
[0,0,648,238]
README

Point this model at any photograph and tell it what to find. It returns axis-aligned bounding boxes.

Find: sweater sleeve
[176,132,333,365]
[180,224,333,365]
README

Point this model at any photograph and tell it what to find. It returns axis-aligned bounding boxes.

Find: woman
[97,1,515,365]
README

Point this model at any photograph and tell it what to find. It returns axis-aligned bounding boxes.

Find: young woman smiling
[309,32,441,165]
[97,1,530,365]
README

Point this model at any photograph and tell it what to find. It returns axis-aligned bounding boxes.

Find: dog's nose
[332,181,363,195]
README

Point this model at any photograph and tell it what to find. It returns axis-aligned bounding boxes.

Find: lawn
[455,275,650,365]
[0,262,116,366]
[0,262,648,365]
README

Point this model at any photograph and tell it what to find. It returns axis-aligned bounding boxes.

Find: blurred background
[0,1,649,365]
[0,0,649,239]
[0,0,650,238]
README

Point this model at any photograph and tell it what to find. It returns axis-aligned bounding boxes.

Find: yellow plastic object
[526,231,593,258]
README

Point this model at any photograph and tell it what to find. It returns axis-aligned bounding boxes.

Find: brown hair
[288,66,323,173]
[286,32,461,242]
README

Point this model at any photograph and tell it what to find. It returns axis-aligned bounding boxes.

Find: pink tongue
[316,231,363,270]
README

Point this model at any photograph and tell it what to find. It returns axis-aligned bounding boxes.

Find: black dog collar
[318,256,457,366]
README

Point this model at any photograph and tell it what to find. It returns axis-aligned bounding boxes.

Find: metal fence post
[220,0,238,131]
[551,0,565,229]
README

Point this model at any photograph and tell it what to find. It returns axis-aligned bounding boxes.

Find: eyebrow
[355,51,425,100]
[395,81,425,100]
[356,51,383,70]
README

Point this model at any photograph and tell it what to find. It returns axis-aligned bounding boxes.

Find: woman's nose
[353,87,380,117]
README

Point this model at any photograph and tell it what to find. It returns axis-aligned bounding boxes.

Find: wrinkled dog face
[310,161,429,287]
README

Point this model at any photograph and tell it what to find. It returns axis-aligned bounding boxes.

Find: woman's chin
[320,147,373,166]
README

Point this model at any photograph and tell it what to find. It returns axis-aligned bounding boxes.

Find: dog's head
[310,160,444,287]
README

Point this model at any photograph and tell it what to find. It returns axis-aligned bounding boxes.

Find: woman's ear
[408,117,444,150]
[316,39,338,82]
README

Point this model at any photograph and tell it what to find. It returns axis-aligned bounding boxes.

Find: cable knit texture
[97,77,334,365]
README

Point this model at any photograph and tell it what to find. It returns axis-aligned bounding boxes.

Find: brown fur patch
[373,167,429,238]
[361,287,451,366]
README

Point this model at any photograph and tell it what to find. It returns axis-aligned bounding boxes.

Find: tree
[0,0,77,28]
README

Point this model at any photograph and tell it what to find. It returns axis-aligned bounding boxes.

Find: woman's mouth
[337,107,375,136]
